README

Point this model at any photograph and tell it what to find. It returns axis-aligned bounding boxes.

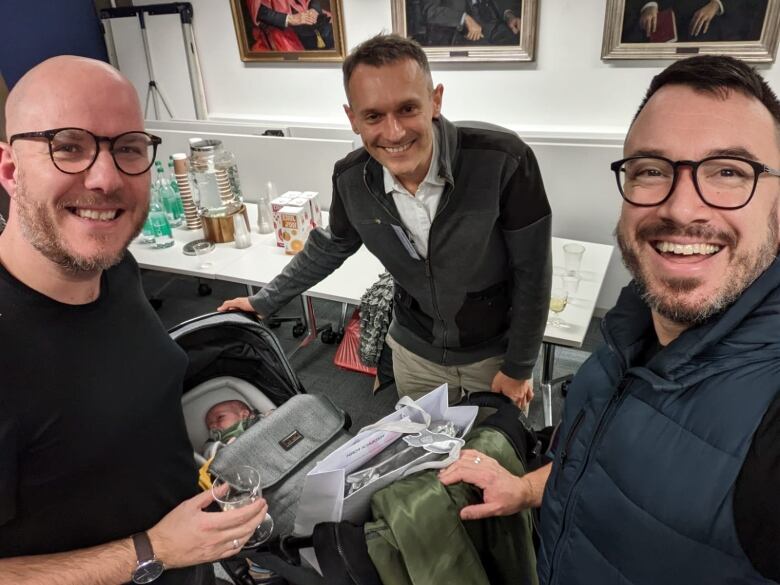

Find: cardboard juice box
[288,197,313,231]
[301,191,322,228]
[271,195,291,247]
[279,205,308,255]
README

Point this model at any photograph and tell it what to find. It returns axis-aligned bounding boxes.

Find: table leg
[288,295,319,357]
[245,284,254,296]
[338,302,350,332]
[541,342,556,428]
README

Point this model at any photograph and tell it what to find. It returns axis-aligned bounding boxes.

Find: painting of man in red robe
[246,0,335,52]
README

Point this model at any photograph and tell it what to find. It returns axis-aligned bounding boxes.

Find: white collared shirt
[382,127,445,259]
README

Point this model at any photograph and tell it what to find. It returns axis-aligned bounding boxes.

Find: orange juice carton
[301,191,322,228]
[279,205,309,255]
[271,195,292,247]
[287,196,314,231]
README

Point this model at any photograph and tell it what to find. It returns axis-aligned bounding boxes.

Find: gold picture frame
[229,0,346,62]
[602,0,780,62]
[391,0,538,62]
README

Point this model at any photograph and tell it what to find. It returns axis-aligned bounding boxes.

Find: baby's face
[206,402,250,431]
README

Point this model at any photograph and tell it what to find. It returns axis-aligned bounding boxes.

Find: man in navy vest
[441,55,780,584]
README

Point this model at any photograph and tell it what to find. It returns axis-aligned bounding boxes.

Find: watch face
[133,560,164,584]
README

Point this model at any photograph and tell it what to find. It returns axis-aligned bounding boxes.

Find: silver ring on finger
[232,538,240,549]
[474,456,482,464]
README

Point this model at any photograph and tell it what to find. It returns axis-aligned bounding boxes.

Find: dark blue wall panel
[0,0,108,89]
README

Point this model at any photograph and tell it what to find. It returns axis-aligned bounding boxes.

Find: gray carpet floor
[143,270,603,431]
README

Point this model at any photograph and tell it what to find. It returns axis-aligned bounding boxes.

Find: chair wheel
[197,283,212,297]
[292,323,306,338]
[320,329,338,344]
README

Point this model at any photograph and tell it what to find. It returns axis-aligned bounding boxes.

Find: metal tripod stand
[138,9,173,119]
[100,3,207,120]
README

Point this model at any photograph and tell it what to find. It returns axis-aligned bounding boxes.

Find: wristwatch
[131,532,165,584]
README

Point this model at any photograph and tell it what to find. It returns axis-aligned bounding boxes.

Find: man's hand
[439,449,533,520]
[464,14,484,41]
[303,8,319,24]
[507,16,522,35]
[491,372,533,409]
[690,0,721,36]
[148,489,268,568]
[287,11,314,26]
[217,297,255,314]
[639,5,658,38]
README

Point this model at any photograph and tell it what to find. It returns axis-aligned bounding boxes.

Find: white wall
[112,0,780,311]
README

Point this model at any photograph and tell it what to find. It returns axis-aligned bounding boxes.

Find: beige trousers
[385,334,504,404]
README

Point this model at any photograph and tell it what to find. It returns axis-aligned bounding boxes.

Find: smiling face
[0,57,150,273]
[617,84,780,327]
[344,59,443,194]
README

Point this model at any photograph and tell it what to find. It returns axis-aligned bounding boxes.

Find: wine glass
[211,465,274,547]
[547,274,570,329]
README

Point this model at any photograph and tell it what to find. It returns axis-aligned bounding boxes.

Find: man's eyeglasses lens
[50,129,156,175]
[616,157,757,209]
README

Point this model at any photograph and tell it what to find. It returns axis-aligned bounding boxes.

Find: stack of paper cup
[215,169,234,205]
[172,153,202,230]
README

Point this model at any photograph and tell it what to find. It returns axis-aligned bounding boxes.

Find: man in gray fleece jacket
[219,34,551,408]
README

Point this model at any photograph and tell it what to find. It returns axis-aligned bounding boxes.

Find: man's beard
[15,171,144,273]
[616,206,778,326]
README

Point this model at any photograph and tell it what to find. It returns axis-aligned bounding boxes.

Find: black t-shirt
[638,339,780,582]
[0,254,211,584]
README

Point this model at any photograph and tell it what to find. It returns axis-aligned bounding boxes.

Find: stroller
[171,310,352,584]
[170,311,540,585]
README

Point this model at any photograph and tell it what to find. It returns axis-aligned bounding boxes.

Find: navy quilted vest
[537,258,780,585]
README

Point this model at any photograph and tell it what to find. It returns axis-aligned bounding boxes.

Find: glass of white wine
[548,275,570,329]
[211,465,274,547]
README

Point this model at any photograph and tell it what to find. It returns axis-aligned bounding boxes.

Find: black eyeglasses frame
[9,127,162,176]
[610,155,780,210]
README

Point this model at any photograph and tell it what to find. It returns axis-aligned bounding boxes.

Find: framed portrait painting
[391,0,538,62]
[602,0,780,61]
[229,0,346,62]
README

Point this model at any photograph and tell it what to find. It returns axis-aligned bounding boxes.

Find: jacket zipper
[548,377,631,584]
[334,524,361,584]
[363,164,454,360]
[554,409,586,489]
[425,180,454,362]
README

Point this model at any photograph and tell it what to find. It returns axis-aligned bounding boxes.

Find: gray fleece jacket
[250,116,551,379]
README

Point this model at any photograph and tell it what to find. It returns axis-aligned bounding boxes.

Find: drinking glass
[212,465,274,547]
[191,240,214,270]
[563,243,585,277]
[256,182,275,235]
[266,181,278,200]
[563,274,579,297]
[547,274,569,328]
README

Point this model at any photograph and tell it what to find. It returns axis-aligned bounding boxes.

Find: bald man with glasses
[0,56,265,584]
[440,55,780,584]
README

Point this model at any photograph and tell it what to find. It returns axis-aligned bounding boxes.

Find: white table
[130,205,385,352]
[215,206,385,351]
[215,207,386,305]
[131,205,613,425]
[541,238,614,426]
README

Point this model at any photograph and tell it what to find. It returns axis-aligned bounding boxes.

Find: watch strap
[132,532,155,563]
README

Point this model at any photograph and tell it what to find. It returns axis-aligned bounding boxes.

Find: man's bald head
[5,56,142,139]
[0,56,150,281]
